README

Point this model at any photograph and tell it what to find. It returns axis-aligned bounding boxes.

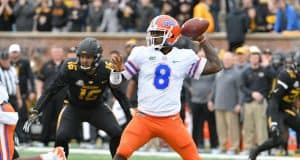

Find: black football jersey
[35,58,119,111]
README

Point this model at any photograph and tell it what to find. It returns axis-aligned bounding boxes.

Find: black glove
[270,122,280,138]
[23,108,40,133]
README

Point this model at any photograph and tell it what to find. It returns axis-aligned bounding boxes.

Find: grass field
[17,147,300,160]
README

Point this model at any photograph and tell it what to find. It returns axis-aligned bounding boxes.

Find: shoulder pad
[65,58,78,71]
[286,69,296,79]
[100,59,113,71]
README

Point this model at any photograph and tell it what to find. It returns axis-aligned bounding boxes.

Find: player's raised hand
[23,108,40,133]
[111,54,124,72]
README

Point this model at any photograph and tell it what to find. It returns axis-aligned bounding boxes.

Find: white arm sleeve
[109,71,123,85]
[0,112,19,125]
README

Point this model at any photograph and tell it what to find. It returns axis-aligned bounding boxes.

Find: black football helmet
[76,37,103,71]
[271,52,284,69]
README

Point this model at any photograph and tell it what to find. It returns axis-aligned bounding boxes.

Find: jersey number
[154,64,170,89]
[79,88,101,101]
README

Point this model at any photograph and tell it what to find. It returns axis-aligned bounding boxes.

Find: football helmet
[293,51,300,72]
[76,37,103,71]
[146,15,181,49]
[271,52,284,69]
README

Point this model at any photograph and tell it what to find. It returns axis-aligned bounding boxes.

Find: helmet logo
[163,20,175,27]
[81,50,87,54]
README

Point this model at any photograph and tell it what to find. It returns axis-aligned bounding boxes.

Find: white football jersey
[122,46,207,116]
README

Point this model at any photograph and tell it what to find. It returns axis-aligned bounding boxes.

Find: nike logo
[172,60,180,63]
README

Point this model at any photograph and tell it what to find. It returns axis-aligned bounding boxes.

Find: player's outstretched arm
[195,35,222,75]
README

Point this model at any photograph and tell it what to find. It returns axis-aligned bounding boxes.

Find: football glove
[270,122,280,138]
[23,108,40,133]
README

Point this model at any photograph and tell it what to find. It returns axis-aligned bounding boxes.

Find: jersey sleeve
[186,52,207,80]
[122,47,142,80]
[271,70,292,98]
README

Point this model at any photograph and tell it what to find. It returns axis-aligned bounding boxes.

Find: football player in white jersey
[110,15,222,160]
[0,82,66,160]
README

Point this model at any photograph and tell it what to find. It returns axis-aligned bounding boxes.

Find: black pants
[55,104,122,158]
[189,102,218,148]
[41,95,64,146]
[251,109,300,158]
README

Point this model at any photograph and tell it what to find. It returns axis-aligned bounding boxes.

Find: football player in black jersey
[23,37,132,158]
[249,52,300,160]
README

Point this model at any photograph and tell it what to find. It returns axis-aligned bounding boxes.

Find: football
[181,18,209,38]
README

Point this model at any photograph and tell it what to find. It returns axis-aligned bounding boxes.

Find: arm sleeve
[34,61,68,112]
[122,47,141,80]
[0,112,18,125]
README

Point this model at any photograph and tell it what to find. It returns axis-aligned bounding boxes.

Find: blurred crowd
[0,0,299,33]
[0,35,300,156]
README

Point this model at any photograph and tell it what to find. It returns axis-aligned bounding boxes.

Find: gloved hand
[270,122,280,138]
[23,108,40,133]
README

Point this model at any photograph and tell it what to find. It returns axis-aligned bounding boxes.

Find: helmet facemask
[146,28,173,50]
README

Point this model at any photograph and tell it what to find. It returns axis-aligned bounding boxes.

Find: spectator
[13,0,35,31]
[234,46,250,70]
[136,0,157,32]
[273,0,300,32]
[254,0,272,32]
[193,0,215,32]
[160,0,175,17]
[34,0,52,31]
[189,50,218,152]
[209,51,242,154]
[0,0,14,31]
[51,0,69,32]
[225,0,237,13]
[225,9,249,51]
[86,0,104,32]
[117,1,137,32]
[261,48,273,67]
[69,0,84,32]
[99,0,121,32]
[240,46,273,154]
[176,1,192,25]
[211,0,220,32]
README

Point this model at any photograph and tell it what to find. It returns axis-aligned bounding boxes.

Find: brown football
[181,18,209,37]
